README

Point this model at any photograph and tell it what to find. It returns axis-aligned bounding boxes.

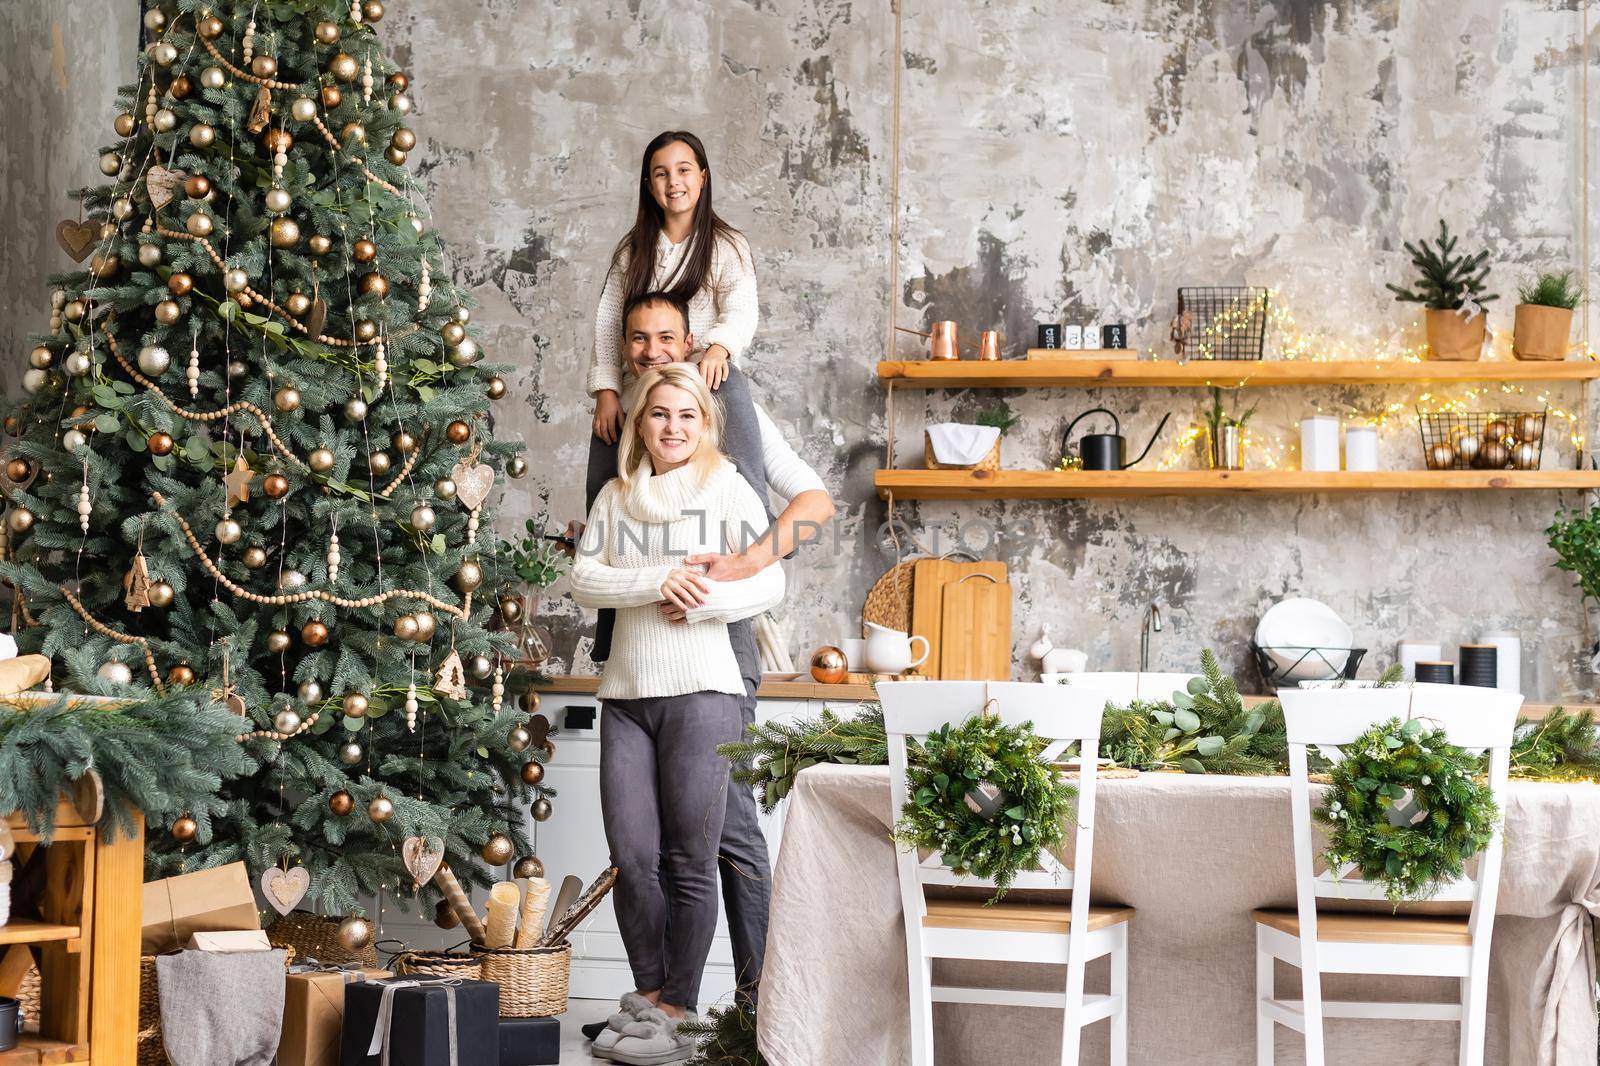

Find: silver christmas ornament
[291,97,318,122]
[278,569,307,590]
[223,268,250,293]
[21,369,47,394]
[274,707,302,733]
[138,243,163,267]
[97,662,134,685]
[298,679,323,704]
[339,741,364,765]
[215,518,243,544]
[344,398,368,421]
[62,429,87,451]
[137,345,171,376]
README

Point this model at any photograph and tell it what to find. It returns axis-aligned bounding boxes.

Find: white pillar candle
[1344,426,1378,471]
[1397,640,1443,682]
[1479,630,1522,695]
[1301,416,1341,471]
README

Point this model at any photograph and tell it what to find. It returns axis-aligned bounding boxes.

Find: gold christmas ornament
[5,458,31,483]
[481,833,514,866]
[185,175,211,199]
[315,21,341,44]
[508,725,531,752]
[190,123,217,147]
[309,448,336,472]
[153,107,178,133]
[168,662,196,686]
[250,55,278,79]
[1513,441,1540,470]
[518,688,541,714]
[393,615,420,641]
[499,596,523,624]
[138,344,171,376]
[298,679,323,704]
[445,421,471,445]
[154,300,182,326]
[1427,443,1456,471]
[170,815,198,842]
[386,147,409,167]
[269,217,302,248]
[1516,413,1542,443]
[329,53,359,82]
[339,740,363,765]
[266,629,292,653]
[388,92,413,115]
[470,655,494,680]
[413,611,437,641]
[487,376,507,400]
[506,457,528,479]
[114,112,136,137]
[263,473,290,499]
[286,292,313,316]
[148,580,175,608]
[186,212,214,237]
[88,253,120,279]
[199,66,226,90]
[1478,440,1510,469]
[170,75,193,99]
[99,152,122,176]
[342,692,369,718]
[340,122,367,144]
[434,898,461,929]
[329,790,355,816]
[410,504,436,532]
[198,14,224,39]
[368,451,392,475]
[308,233,334,256]
[289,97,317,124]
[454,559,483,593]
[388,71,410,91]
[1483,419,1510,443]
[353,238,377,263]
[344,397,368,421]
[513,856,544,880]
[148,432,174,456]
[1454,434,1481,466]
[434,477,457,501]
[301,620,330,646]
[273,707,302,733]
[391,128,416,152]
[223,268,250,293]
[810,645,848,684]
[366,796,393,823]
[441,321,466,346]
[96,661,133,685]
[274,386,302,413]
[531,798,553,823]
[363,0,386,21]
[215,517,243,545]
[353,319,378,342]
[321,85,343,110]
[167,272,194,297]
[337,915,373,951]
[359,272,389,298]
[520,760,545,786]
[243,546,268,569]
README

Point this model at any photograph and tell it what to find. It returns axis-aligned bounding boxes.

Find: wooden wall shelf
[879,357,1600,390]
[875,468,1600,500]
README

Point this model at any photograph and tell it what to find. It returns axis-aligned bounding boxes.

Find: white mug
[839,638,869,672]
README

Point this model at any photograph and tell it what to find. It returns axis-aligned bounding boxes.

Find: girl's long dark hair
[612,130,745,306]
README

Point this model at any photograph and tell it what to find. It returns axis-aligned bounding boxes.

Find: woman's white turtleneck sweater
[569,456,785,700]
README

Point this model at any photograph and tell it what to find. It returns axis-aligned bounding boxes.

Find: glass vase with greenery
[1201,387,1257,470]
[496,517,571,669]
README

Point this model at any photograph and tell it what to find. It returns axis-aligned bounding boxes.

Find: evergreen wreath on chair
[1316,716,1500,903]
[892,710,1076,900]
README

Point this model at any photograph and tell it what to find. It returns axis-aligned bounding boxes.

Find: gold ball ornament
[392,615,419,641]
[99,151,122,176]
[391,128,417,152]
[269,217,301,249]
[1516,413,1542,443]
[388,72,410,91]
[96,661,132,685]
[148,432,174,456]
[340,122,366,145]
[339,741,363,765]
[342,692,369,718]
[329,790,355,816]
[138,243,162,267]
[263,473,290,499]
[6,509,32,535]
[167,272,194,297]
[153,107,178,133]
[434,898,460,929]
[266,629,292,653]
[64,299,86,323]
[154,300,182,326]
[498,596,523,624]
[810,646,848,684]
[190,123,217,147]
[441,321,466,346]
[286,292,313,316]
[353,239,377,263]
[29,345,53,369]
[168,662,196,686]
[481,833,514,865]
[184,175,211,200]
[215,517,243,545]
[5,458,31,482]
[143,8,166,32]
[1478,439,1510,469]
[470,655,494,680]
[223,268,250,294]
[385,147,408,167]
[531,797,553,822]
[513,856,544,879]
[368,451,392,475]
[344,398,368,421]
[1453,433,1481,466]
[445,420,471,445]
[487,376,507,400]
[366,796,393,823]
[508,725,531,752]
[1513,441,1540,470]
[186,212,214,237]
[315,21,341,44]
[389,92,413,115]
[309,448,336,473]
[274,386,302,412]
[337,915,373,952]
[434,477,457,500]
[413,611,437,641]
[409,504,436,532]
[290,97,317,123]
[506,457,528,479]
[1426,443,1457,471]
[520,760,545,786]
[199,66,226,90]
[251,55,278,79]
[354,319,378,343]
[114,112,136,137]
[362,0,386,21]
[302,620,330,647]
[320,85,343,110]
[273,707,302,733]
[88,253,120,279]
[359,272,389,298]
[329,53,359,82]
[454,559,483,593]
[148,580,175,608]
[170,815,198,842]
[1483,419,1510,443]
[243,546,268,569]
[308,233,333,256]
[519,688,541,714]
[172,73,194,98]
[110,196,134,221]
[198,15,224,39]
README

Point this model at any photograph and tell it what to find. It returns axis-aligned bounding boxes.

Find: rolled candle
[484,881,521,948]
[432,864,487,944]
[515,876,552,948]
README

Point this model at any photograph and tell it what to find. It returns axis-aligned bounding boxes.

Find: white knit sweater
[568,457,785,699]
[587,231,759,397]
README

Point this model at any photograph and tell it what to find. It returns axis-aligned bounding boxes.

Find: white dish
[1256,598,1353,680]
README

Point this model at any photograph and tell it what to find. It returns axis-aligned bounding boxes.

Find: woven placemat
[861,558,919,637]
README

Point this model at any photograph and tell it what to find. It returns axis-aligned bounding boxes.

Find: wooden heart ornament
[402,835,445,887]
[145,165,188,212]
[55,219,99,262]
[451,459,494,511]
[260,865,311,916]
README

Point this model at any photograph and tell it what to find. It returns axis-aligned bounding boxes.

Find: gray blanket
[156,948,287,1066]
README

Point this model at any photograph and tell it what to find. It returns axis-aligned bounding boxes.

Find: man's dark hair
[622,291,691,338]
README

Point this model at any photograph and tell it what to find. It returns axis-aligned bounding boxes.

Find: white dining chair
[1253,683,1522,1066]
[1039,671,1200,704]
[880,680,1133,1066]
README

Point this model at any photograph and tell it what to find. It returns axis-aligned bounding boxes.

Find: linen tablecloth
[758,765,1600,1066]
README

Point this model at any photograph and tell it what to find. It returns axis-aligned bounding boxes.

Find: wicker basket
[861,559,920,637]
[470,942,570,1018]
[138,947,295,1066]
[267,910,381,968]
[392,949,481,980]
[923,430,1000,471]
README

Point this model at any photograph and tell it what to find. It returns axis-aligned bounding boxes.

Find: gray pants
[600,691,744,1008]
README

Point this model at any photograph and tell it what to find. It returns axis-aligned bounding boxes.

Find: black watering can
[1061,407,1173,471]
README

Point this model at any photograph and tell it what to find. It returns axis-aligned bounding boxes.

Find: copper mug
[895,320,962,360]
[977,330,1001,360]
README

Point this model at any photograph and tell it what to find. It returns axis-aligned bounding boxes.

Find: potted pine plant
[1513,270,1580,361]
[1386,219,1498,361]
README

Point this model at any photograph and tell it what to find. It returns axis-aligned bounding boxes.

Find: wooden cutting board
[910,559,1006,679]
[939,572,1012,681]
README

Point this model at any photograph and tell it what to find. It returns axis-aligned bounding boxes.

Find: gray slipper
[592,1016,657,1059]
[600,1008,697,1066]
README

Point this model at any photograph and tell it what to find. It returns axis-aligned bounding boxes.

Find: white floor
[553,998,622,1064]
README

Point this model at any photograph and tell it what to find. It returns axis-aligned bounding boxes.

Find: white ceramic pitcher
[863,621,930,674]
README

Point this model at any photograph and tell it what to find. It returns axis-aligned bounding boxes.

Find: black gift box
[499,1016,561,1065]
[341,978,500,1066]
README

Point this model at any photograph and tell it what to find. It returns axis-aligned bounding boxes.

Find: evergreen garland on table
[1317,717,1500,903]
[892,713,1075,898]
[1510,707,1600,782]
[719,705,887,813]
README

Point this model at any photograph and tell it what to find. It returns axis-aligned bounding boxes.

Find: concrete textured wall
[2,2,1598,699]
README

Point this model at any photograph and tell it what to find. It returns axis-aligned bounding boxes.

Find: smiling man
[577,291,835,1013]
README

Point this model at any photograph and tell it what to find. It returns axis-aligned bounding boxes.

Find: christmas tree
[1,0,552,917]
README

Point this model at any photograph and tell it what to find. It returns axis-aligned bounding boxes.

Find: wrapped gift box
[280,966,392,1066]
[142,861,261,953]
[499,1015,561,1065]
[341,977,499,1066]
[188,929,273,952]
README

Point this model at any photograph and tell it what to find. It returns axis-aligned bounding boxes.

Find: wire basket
[1250,643,1367,687]
[1416,408,1547,470]
[1174,287,1271,360]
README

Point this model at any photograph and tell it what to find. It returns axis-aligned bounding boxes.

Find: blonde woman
[569,363,784,1064]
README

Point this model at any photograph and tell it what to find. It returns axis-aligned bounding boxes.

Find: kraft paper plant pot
[1512,303,1573,361]
[1424,308,1487,361]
